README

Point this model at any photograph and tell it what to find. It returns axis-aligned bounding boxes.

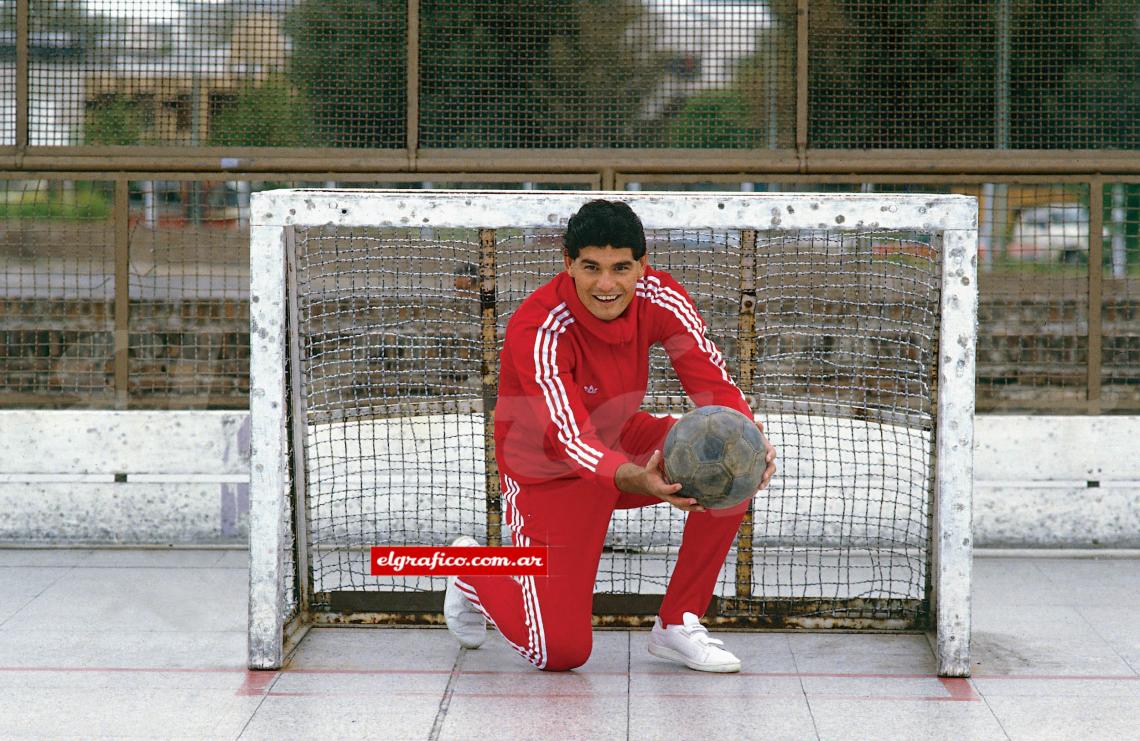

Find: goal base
[308,591,926,631]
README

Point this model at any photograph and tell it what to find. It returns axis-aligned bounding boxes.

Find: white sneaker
[443,535,487,649]
[648,612,741,673]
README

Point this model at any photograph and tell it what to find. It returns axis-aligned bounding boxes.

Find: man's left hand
[756,422,777,492]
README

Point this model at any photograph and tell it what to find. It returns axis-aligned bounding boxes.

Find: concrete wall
[0,411,249,543]
[972,416,1140,547]
[0,410,1137,547]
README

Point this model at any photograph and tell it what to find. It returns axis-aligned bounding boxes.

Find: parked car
[1006,203,1105,263]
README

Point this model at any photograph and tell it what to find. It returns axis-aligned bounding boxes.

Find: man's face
[563,245,646,321]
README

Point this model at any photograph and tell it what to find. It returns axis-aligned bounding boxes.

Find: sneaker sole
[445,577,487,649]
[445,537,486,648]
[647,641,741,673]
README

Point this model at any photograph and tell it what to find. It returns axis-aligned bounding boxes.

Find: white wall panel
[0,411,1136,546]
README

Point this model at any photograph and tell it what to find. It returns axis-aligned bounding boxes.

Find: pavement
[0,548,1138,740]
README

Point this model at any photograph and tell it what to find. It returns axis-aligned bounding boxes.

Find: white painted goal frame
[247,190,977,676]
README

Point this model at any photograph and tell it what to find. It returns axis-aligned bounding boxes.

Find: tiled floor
[1,548,1138,740]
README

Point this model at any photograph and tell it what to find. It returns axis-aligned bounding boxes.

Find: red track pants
[455,413,746,671]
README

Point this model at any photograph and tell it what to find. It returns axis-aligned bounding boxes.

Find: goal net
[248,190,977,677]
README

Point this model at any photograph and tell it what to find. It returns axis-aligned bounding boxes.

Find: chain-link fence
[2,174,1136,412]
[1,1,1138,412]
[5,1,1137,152]
[624,177,1140,413]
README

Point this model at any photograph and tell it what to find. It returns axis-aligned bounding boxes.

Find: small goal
[247,190,977,677]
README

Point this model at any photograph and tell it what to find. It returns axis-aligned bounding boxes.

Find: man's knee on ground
[539,634,593,671]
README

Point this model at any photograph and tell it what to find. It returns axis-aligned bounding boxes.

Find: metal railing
[1,1,1138,412]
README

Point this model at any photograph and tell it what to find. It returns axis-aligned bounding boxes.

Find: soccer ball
[662,405,767,510]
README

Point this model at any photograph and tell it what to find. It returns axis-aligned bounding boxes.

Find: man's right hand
[614,450,706,513]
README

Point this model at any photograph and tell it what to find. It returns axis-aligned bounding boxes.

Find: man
[445,199,776,672]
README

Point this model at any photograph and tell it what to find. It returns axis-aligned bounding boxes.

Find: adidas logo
[583,385,599,394]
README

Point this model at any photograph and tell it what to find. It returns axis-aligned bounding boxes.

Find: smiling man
[444,199,776,672]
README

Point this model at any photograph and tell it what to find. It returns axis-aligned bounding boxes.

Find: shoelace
[680,623,725,648]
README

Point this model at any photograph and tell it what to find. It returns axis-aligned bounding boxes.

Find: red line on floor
[0,666,1134,685]
[633,692,977,703]
[0,666,247,674]
[817,694,979,703]
[971,674,1140,681]
[279,667,453,675]
[236,670,278,696]
[250,689,978,703]
[939,677,981,701]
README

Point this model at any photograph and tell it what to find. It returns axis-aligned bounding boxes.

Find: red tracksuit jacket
[494,265,751,494]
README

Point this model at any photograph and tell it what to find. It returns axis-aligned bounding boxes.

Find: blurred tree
[736,0,796,149]
[83,98,145,145]
[284,0,405,148]
[807,0,996,148]
[207,77,313,147]
[419,0,666,147]
[664,91,763,148]
[805,0,1139,150]
[1012,0,1140,149]
[541,0,667,147]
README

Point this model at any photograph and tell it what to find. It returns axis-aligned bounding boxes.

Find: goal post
[247,190,977,677]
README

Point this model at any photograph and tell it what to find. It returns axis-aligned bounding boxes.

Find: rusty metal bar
[0,393,115,408]
[113,178,130,409]
[614,172,1140,187]
[795,0,809,159]
[1087,179,1104,413]
[0,170,599,185]
[734,229,758,601]
[0,394,245,408]
[285,225,314,615]
[974,397,1137,413]
[406,0,420,166]
[7,169,1137,191]
[313,592,925,631]
[479,228,502,547]
[11,170,1137,190]
[15,0,28,151]
[4,149,1140,176]
[5,392,1131,415]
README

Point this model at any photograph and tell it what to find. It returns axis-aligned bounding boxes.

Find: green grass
[987,258,1140,277]
[0,186,113,221]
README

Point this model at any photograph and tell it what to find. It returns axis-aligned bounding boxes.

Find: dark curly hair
[563,199,646,260]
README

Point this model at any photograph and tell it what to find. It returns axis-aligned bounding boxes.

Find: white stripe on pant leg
[503,474,524,539]
[500,632,536,659]
[524,574,548,669]
[516,532,544,667]
[453,579,495,624]
[517,533,547,669]
[499,478,544,667]
[502,475,536,662]
[454,580,480,601]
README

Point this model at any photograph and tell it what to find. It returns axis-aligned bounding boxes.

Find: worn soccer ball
[662,405,767,510]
